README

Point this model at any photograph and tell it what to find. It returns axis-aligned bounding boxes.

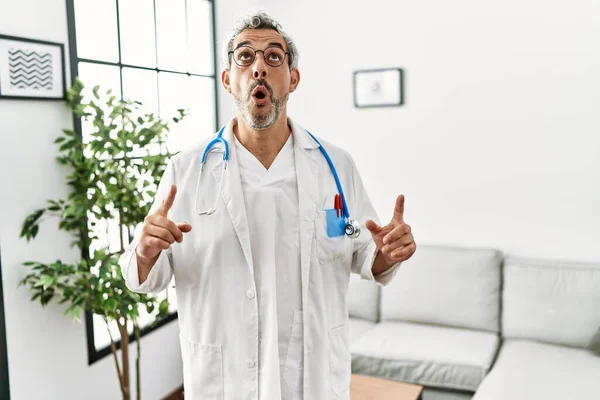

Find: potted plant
[19,77,186,400]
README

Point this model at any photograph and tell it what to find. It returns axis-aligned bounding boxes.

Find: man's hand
[366,195,416,273]
[135,185,192,274]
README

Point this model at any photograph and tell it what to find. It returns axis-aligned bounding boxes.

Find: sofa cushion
[350,321,499,392]
[380,245,502,332]
[472,339,600,400]
[502,257,600,348]
[348,273,380,322]
[349,317,376,344]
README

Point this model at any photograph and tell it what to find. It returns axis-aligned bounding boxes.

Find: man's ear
[289,68,300,93]
[221,69,232,93]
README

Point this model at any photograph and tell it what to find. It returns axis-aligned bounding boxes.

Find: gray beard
[235,91,288,130]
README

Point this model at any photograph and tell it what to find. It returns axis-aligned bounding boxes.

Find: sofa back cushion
[380,244,502,332]
[348,273,380,322]
[503,257,600,348]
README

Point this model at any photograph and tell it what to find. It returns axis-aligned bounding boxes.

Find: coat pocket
[328,324,351,397]
[315,210,351,264]
[283,310,304,392]
[179,335,223,400]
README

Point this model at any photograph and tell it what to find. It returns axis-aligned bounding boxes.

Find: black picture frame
[0,34,66,101]
[353,68,404,108]
[0,246,10,400]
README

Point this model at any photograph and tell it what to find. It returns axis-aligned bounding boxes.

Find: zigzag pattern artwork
[8,48,54,90]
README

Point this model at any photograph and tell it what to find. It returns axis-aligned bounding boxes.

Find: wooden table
[351,374,423,400]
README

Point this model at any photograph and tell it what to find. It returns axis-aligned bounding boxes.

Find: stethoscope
[194,126,361,239]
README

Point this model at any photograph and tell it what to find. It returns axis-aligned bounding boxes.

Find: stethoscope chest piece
[345,220,361,239]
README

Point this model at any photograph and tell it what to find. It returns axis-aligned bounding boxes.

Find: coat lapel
[211,121,254,276]
[209,118,321,297]
[291,121,320,307]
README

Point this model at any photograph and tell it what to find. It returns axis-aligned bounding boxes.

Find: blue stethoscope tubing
[201,126,229,164]
[195,126,360,238]
[304,131,349,220]
[194,126,229,216]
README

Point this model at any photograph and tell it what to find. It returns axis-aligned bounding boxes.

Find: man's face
[222,29,300,130]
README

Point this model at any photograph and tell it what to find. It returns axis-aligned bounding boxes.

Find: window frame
[65,0,220,365]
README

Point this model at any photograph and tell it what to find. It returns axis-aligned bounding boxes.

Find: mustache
[249,79,273,97]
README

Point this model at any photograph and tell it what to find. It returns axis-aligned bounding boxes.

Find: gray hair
[223,11,299,71]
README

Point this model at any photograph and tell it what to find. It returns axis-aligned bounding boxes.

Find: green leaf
[35,275,54,290]
[20,209,45,240]
[40,291,54,306]
[145,303,154,314]
[69,307,81,321]
[105,297,117,312]
[158,298,170,315]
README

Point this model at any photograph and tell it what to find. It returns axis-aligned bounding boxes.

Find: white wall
[251,0,600,263]
[0,0,182,399]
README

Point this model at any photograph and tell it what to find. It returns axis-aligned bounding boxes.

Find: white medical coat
[234,131,304,399]
[119,117,401,400]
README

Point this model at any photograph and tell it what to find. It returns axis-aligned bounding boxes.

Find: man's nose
[252,54,267,79]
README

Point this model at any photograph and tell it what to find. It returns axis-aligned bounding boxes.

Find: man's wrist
[135,248,159,283]
[372,249,395,276]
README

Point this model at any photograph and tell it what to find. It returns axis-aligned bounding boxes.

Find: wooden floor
[351,374,423,400]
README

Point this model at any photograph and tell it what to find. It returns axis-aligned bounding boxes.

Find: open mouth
[252,86,269,100]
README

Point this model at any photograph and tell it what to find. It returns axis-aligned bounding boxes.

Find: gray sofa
[348,244,600,400]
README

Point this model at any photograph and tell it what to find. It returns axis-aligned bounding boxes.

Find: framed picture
[0,34,66,100]
[353,68,404,108]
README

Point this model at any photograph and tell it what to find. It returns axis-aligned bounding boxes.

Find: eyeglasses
[229,46,289,68]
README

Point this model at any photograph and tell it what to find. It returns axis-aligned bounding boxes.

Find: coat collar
[289,118,320,150]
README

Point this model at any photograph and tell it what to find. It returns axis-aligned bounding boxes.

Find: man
[119,11,416,400]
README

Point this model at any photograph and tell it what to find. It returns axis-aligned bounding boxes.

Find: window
[65,0,218,364]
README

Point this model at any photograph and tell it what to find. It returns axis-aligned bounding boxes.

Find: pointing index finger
[393,194,405,223]
[159,184,177,216]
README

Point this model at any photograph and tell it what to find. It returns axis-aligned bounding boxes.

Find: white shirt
[234,132,304,400]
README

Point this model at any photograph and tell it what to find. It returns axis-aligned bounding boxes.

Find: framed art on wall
[0,34,66,100]
[353,68,404,108]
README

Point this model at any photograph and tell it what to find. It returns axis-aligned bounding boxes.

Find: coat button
[246,290,255,299]
[246,359,256,368]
